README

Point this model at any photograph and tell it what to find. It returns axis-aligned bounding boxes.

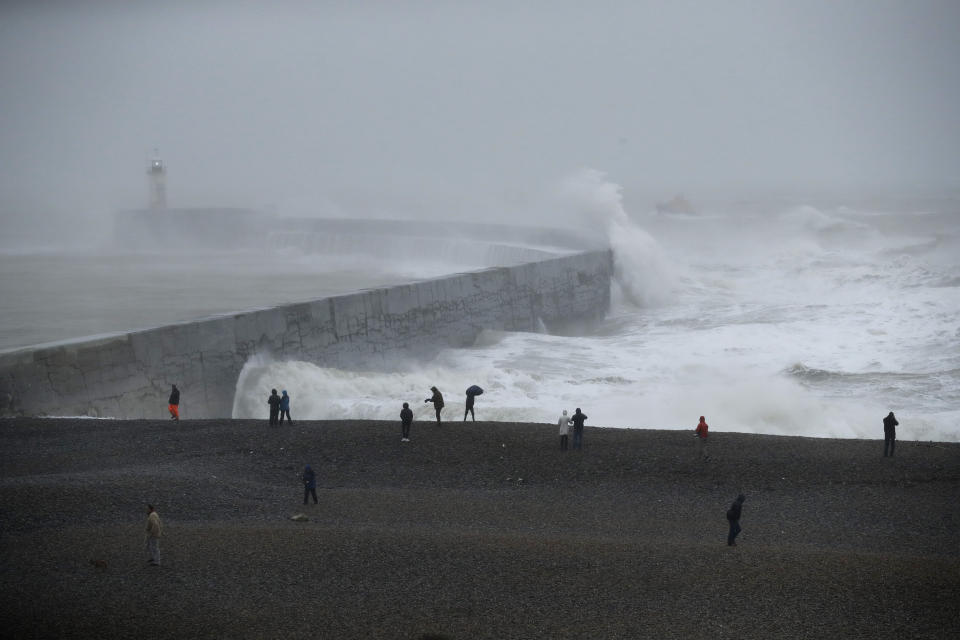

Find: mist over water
[234,174,960,442]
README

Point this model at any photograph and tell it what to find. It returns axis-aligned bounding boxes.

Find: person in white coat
[558,410,572,451]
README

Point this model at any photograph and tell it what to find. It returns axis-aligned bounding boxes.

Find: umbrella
[466,385,484,397]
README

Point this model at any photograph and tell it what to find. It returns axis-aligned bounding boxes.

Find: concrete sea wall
[0,250,612,419]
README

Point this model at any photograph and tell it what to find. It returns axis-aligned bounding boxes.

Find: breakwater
[0,249,612,418]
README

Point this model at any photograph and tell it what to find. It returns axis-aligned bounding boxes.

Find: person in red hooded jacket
[695,416,709,460]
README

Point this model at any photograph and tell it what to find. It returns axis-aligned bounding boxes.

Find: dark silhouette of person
[168,384,180,421]
[571,408,588,449]
[727,494,746,546]
[464,393,475,421]
[883,411,899,457]
[302,465,317,505]
[400,402,413,441]
[279,390,292,424]
[425,386,444,424]
[267,389,281,426]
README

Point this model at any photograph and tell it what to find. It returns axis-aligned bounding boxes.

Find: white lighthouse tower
[147,149,167,209]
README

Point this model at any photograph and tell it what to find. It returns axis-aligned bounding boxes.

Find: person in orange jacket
[168,385,180,421]
[695,415,709,460]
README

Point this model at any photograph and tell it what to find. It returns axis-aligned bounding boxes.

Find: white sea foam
[233,179,960,442]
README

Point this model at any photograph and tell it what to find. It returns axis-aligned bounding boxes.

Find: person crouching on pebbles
[425,386,444,424]
[400,402,413,442]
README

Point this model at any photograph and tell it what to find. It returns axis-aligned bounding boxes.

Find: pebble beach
[1,417,958,639]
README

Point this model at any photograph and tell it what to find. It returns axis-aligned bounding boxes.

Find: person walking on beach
[883,411,899,457]
[145,505,162,566]
[267,389,281,426]
[425,386,444,424]
[464,385,483,421]
[695,416,709,460]
[168,384,180,421]
[726,494,745,546]
[558,409,572,451]
[279,390,292,424]
[571,408,588,449]
[302,465,318,505]
[400,402,414,442]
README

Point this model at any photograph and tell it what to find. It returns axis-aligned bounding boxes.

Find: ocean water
[233,178,960,442]
[4,178,958,441]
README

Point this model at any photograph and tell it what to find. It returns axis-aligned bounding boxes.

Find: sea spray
[227,193,960,441]
[559,168,675,307]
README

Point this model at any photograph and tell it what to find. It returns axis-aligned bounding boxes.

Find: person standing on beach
[883,411,899,457]
[279,390,292,424]
[425,386,444,424]
[268,389,281,426]
[302,465,318,505]
[145,505,162,566]
[571,408,587,449]
[168,385,180,421]
[558,409,572,451]
[695,416,709,460]
[464,385,483,421]
[400,402,413,442]
[726,494,745,546]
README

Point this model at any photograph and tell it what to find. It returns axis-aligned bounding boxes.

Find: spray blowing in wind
[559,169,674,308]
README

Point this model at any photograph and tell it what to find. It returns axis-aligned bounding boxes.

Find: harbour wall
[0,250,613,419]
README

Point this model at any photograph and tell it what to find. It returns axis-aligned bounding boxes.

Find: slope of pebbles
[1,418,957,639]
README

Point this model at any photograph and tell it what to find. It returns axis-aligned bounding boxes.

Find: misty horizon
[2,0,959,245]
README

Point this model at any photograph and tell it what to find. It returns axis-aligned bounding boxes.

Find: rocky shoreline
[1,418,958,639]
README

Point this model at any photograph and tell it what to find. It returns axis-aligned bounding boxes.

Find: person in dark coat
[571,408,588,449]
[727,494,746,546]
[302,465,317,505]
[267,389,281,426]
[464,392,476,421]
[425,386,444,424]
[279,390,292,424]
[168,385,180,421]
[883,411,899,457]
[400,402,413,441]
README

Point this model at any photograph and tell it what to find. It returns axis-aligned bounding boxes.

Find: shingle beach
[1,418,957,639]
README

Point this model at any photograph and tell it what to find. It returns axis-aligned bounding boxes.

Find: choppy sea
[4,178,958,441]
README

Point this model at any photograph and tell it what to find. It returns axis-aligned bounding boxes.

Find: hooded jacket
[280,391,290,411]
[883,412,898,433]
[558,411,572,436]
[268,391,281,409]
[727,494,745,522]
[168,386,179,405]
[146,510,162,538]
[303,465,316,489]
[696,417,709,438]
[571,410,587,430]
[426,388,444,409]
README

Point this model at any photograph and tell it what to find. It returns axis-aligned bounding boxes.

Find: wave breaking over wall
[0,245,612,419]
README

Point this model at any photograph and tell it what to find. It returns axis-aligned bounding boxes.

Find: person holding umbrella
[464,385,483,421]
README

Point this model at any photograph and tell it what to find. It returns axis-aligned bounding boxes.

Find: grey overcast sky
[1,0,958,222]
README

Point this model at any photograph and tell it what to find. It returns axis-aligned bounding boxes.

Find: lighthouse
[147,149,166,209]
